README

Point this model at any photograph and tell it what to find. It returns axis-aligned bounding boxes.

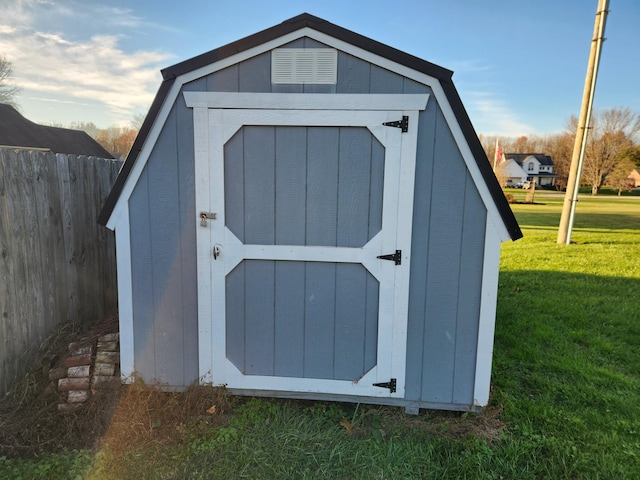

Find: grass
[1,191,639,479]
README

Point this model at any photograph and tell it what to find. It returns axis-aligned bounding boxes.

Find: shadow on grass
[495,269,640,379]
[514,212,640,230]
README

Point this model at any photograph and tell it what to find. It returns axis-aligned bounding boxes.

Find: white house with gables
[499,153,557,187]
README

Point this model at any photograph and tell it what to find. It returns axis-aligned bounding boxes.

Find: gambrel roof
[97,13,521,240]
[505,153,554,167]
[0,104,114,158]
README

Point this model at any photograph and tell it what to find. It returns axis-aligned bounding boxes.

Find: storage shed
[98,13,522,412]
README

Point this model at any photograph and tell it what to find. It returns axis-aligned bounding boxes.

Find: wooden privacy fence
[0,149,122,396]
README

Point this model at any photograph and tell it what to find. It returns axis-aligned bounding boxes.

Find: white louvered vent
[272,48,337,84]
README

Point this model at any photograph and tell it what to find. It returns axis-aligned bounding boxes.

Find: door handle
[213,245,221,260]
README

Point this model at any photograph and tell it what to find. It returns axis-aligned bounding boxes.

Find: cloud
[463,90,535,137]
[0,0,172,124]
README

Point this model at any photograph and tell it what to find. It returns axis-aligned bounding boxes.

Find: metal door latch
[213,245,221,260]
[199,211,217,227]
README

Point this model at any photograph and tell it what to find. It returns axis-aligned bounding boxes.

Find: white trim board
[104,25,509,244]
[113,206,135,382]
[472,219,502,406]
[193,96,426,398]
[184,92,429,110]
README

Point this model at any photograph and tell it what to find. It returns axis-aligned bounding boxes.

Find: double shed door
[189,92,428,398]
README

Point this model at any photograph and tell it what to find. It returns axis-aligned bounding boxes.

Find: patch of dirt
[1,311,504,459]
[0,312,231,458]
[352,403,504,444]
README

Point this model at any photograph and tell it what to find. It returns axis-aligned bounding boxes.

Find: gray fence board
[0,149,120,396]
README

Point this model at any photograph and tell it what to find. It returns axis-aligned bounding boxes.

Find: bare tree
[570,108,640,194]
[0,56,21,108]
[606,155,636,195]
[130,113,146,130]
[540,133,574,190]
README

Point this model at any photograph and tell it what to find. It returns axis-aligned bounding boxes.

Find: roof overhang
[98,13,522,241]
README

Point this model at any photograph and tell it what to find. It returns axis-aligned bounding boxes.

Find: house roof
[505,153,554,166]
[97,13,522,240]
[0,104,114,158]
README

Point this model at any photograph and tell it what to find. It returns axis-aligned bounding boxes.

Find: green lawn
[2,192,639,479]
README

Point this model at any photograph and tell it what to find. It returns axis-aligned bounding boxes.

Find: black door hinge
[383,115,409,132]
[373,378,397,393]
[377,250,401,265]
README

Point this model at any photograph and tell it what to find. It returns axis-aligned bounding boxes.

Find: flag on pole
[493,139,502,171]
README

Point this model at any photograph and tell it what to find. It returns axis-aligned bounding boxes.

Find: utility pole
[557,0,609,245]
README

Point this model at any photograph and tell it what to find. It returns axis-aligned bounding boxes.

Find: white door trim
[190,93,428,397]
[184,91,429,111]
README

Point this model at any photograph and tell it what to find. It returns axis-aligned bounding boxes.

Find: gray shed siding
[128,42,487,407]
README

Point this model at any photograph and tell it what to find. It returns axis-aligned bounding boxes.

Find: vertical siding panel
[244,126,275,244]
[337,128,371,247]
[334,264,366,380]
[307,127,339,246]
[225,261,245,373]
[275,127,306,245]
[368,137,384,241]
[304,262,335,378]
[452,174,485,404]
[421,107,466,403]
[178,79,203,383]
[148,106,184,385]
[337,53,370,93]
[206,65,239,92]
[129,167,155,379]
[364,271,379,373]
[405,90,437,401]
[369,64,404,93]
[224,129,245,242]
[239,52,271,92]
[244,260,275,375]
[274,261,305,377]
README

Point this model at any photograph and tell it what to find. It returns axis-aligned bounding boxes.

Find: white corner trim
[473,220,502,406]
[427,82,511,242]
[105,81,184,230]
[114,206,135,383]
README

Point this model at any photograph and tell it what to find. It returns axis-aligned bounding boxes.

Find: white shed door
[191,93,427,398]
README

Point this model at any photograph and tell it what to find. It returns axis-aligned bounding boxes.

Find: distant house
[628,169,640,188]
[498,153,556,187]
[0,104,114,158]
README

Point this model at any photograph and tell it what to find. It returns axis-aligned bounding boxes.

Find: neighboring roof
[97,13,522,240]
[505,153,554,166]
[0,104,114,158]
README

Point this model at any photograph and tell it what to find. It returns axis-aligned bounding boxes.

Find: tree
[0,56,21,108]
[131,113,146,130]
[606,155,636,195]
[571,108,640,194]
[539,133,574,190]
[95,126,138,160]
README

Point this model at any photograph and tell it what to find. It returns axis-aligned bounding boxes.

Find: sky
[1,0,638,138]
